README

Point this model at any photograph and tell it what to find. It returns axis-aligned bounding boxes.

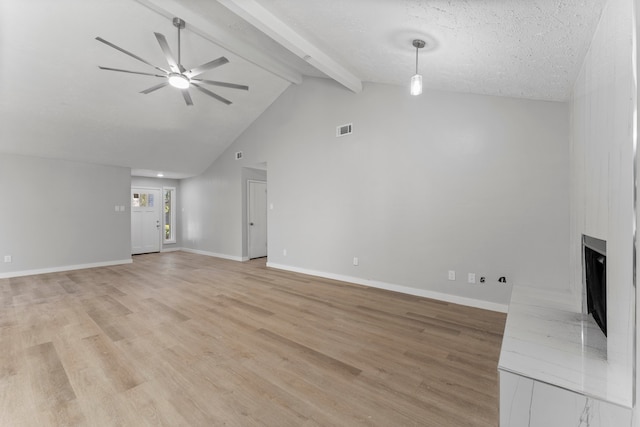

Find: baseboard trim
[181,248,244,262]
[266,262,508,313]
[161,246,182,253]
[0,259,133,279]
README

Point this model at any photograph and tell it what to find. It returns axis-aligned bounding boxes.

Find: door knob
[250,222,254,226]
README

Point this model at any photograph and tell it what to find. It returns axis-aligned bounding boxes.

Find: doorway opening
[247,180,267,259]
[244,163,268,260]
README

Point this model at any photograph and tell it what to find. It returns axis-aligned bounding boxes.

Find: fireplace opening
[583,235,607,337]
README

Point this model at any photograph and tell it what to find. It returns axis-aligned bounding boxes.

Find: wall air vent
[336,123,353,137]
[235,151,243,160]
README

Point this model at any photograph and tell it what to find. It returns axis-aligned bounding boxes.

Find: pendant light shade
[410,74,423,96]
[411,39,425,96]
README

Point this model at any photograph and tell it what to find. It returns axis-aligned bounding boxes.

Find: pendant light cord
[412,39,425,74]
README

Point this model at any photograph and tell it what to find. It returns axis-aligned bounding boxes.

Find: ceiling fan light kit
[168,73,190,89]
[96,17,248,106]
[410,39,425,96]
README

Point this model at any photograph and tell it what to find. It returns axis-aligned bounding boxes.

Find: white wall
[636,0,640,423]
[131,176,180,189]
[182,78,570,308]
[570,0,635,411]
[0,153,131,277]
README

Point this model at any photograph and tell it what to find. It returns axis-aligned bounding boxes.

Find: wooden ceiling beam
[217,0,362,93]
[134,0,303,85]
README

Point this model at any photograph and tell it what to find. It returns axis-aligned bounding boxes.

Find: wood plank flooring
[0,252,506,426]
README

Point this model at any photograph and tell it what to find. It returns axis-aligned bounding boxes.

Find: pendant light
[410,39,426,96]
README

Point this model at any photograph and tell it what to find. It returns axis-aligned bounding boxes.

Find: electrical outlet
[353,257,359,266]
[4,255,12,263]
[448,270,456,281]
[283,249,287,256]
[468,273,476,284]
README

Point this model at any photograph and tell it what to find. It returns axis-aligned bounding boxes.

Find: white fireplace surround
[499,286,630,407]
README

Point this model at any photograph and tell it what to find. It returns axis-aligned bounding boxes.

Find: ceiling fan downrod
[173,17,185,67]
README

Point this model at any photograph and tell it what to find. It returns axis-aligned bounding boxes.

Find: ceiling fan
[96,17,248,106]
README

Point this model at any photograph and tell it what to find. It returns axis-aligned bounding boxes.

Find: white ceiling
[0,0,606,178]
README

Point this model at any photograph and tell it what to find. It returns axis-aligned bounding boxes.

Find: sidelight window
[163,187,176,243]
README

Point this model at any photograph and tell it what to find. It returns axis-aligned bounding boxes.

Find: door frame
[247,180,268,259]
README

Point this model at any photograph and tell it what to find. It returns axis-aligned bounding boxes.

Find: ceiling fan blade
[154,32,180,74]
[181,89,194,106]
[95,37,168,74]
[191,79,249,91]
[140,81,169,94]
[191,83,232,105]
[98,66,166,78]
[184,57,229,79]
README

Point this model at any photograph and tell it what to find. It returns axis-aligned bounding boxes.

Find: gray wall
[181,78,570,308]
[180,154,243,260]
[131,176,181,250]
[0,153,131,277]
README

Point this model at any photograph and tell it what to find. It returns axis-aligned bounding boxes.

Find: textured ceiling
[0,0,606,178]
[253,0,607,101]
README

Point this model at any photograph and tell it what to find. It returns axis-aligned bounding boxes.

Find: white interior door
[248,180,268,259]
[131,188,161,255]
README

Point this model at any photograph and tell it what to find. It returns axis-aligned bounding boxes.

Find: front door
[248,180,267,259]
[131,188,161,254]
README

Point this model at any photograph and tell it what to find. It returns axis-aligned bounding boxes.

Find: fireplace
[582,235,607,336]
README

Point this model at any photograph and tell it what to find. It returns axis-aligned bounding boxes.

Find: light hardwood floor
[0,252,506,426]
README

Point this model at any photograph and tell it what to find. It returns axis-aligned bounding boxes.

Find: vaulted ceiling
[0,0,606,178]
